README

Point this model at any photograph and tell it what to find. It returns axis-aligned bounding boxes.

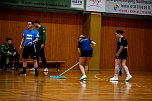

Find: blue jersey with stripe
[78,38,93,51]
[23,29,39,46]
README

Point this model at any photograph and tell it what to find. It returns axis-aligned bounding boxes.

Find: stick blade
[50,76,66,79]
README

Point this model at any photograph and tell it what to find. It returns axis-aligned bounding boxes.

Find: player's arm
[12,45,16,52]
[28,37,38,45]
[78,48,81,54]
[19,38,25,50]
[0,45,8,55]
[34,31,39,43]
[33,38,38,43]
[77,42,81,55]
[12,45,17,56]
[29,31,39,45]
[42,27,46,44]
[116,38,124,57]
[116,45,123,57]
[40,28,46,49]
[91,41,96,48]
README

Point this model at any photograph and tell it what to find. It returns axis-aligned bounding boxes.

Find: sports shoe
[30,68,35,71]
[80,75,87,81]
[43,68,48,72]
[110,75,118,81]
[43,72,48,75]
[18,71,26,76]
[12,66,15,70]
[125,75,132,82]
[110,81,118,85]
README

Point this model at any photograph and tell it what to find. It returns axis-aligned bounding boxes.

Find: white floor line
[94,74,106,81]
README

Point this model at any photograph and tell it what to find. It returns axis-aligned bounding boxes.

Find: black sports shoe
[18,71,26,76]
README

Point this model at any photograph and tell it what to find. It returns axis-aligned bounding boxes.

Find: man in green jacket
[0,38,20,70]
[30,20,48,72]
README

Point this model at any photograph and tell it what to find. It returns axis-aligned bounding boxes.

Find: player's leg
[18,59,27,75]
[30,46,38,76]
[33,59,38,76]
[1,55,7,70]
[39,47,48,72]
[84,57,91,71]
[79,57,87,81]
[14,53,20,70]
[18,46,29,75]
[122,59,132,81]
[84,50,93,71]
[110,59,121,81]
[36,43,40,65]
[10,55,15,70]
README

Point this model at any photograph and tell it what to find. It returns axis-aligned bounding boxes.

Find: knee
[79,62,85,67]
[115,62,119,66]
[122,64,126,67]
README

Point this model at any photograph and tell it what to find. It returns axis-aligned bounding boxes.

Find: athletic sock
[126,72,130,76]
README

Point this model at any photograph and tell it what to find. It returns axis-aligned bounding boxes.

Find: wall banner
[86,0,106,12]
[0,0,84,11]
[106,0,152,16]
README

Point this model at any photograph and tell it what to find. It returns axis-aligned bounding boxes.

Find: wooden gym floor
[0,68,152,101]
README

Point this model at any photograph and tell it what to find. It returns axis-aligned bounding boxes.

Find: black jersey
[116,37,128,52]
[116,37,128,59]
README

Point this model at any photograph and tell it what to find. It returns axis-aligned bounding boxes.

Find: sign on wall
[71,0,84,9]
[86,0,106,12]
[106,0,152,16]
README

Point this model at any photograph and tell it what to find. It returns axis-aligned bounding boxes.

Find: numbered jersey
[23,29,39,46]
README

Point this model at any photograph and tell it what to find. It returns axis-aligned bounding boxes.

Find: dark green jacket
[0,44,16,56]
[37,26,46,44]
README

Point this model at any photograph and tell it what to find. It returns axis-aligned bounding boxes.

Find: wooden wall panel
[1,9,152,71]
[0,9,83,68]
[100,17,152,71]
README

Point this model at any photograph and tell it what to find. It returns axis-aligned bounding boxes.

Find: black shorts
[116,51,127,59]
[80,50,93,57]
[22,46,37,59]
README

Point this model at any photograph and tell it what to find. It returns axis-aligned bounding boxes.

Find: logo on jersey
[26,34,32,40]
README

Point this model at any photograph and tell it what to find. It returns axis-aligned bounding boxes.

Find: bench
[19,60,65,71]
